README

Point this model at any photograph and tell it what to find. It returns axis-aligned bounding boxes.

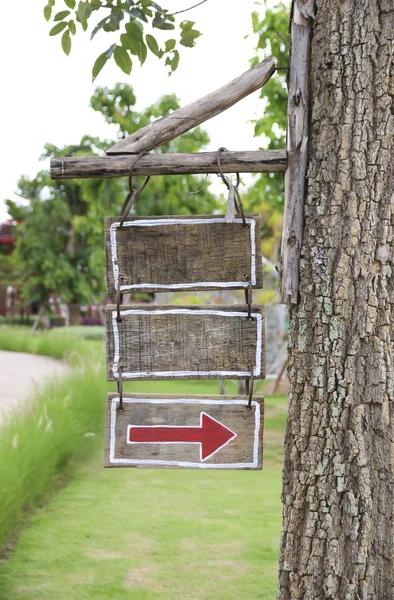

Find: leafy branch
[44,0,204,80]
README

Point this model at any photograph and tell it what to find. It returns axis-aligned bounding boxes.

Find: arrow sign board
[104,215,263,294]
[105,394,264,469]
[106,304,265,381]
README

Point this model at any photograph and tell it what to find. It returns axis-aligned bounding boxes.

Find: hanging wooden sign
[104,393,264,469]
[104,215,263,294]
[105,304,265,381]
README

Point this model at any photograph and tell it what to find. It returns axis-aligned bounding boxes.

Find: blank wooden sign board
[104,215,263,294]
[105,394,264,469]
[106,304,265,381]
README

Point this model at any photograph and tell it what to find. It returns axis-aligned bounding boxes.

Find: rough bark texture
[279,1,394,598]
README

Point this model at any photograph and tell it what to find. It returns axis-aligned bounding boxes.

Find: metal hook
[234,186,248,228]
[247,363,254,410]
[116,276,123,323]
[245,275,253,320]
[117,366,123,412]
[119,151,151,228]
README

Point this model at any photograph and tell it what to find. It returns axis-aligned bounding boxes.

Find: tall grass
[0,328,107,548]
[0,326,104,358]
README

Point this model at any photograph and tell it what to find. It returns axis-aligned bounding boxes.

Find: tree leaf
[64,0,76,7]
[165,39,176,52]
[125,19,144,42]
[121,33,146,65]
[180,20,195,30]
[127,7,147,22]
[146,34,162,58]
[69,19,76,35]
[61,30,72,55]
[170,49,179,72]
[114,45,132,75]
[43,0,55,21]
[49,22,68,36]
[91,16,109,40]
[152,14,175,30]
[138,40,147,65]
[54,10,70,21]
[92,52,108,81]
[105,43,116,59]
[108,10,124,31]
[180,29,201,48]
[148,1,163,11]
[76,1,92,29]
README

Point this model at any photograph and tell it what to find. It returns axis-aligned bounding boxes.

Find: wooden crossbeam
[106,58,275,155]
[50,150,287,179]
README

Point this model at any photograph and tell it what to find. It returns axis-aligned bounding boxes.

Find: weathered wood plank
[105,304,266,381]
[280,0,315,304]
[106,59,275,154]
[50,150,287,180]
[104,393,264,469]
[105,214,263,294]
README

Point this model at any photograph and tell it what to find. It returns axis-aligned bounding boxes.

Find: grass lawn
[0,378,286,600]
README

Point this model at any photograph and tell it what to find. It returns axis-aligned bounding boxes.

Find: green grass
[0,328,286,599]
[0,463,282,599]
[0,326,93,359]
[0,329,109,547]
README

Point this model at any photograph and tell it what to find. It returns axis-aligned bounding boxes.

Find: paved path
[0,351,70,424]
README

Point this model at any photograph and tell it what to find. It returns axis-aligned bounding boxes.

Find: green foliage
[0,253,23,290]
[7,152,109,305]
[250,1,289,147]
[61,28,72,54]
[44,0,203,80]
[7,84,217,305]
[0,329,105,548]
[245,1,290,261]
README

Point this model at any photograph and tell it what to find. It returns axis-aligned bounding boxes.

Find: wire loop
[119,151,150,228]
[117,366,123,412]
[247,363,254,410]
[245,275,253,320]
[116,276,123,323]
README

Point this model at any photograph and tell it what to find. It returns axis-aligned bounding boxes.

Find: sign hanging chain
[119,152,151,228]
[116,275,123,323]
[247,363,254,409]
[117,366,123,412]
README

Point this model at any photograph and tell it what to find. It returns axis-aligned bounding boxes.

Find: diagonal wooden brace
[106,58,275,155]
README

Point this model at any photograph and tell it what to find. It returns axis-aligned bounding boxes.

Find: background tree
[7,85,217,316]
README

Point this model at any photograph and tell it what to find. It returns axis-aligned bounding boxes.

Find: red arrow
[128,412,237,461]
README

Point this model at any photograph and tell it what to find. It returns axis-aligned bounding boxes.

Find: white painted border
[109,397,260,468]
[126,412,237,462]
[109,217,257,290]
[111,308,263,379]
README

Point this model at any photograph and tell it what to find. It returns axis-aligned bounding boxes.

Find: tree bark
[279,1,394,598]
[67,303,81,326]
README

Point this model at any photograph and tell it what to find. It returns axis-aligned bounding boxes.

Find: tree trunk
[278,1,394,598]
[67,303,80,326]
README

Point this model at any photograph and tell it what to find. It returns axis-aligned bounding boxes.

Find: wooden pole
[106,58,275,154]
[279,0,315,304]
[50,150,287,180]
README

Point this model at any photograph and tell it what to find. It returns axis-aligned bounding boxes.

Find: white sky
[0,0,271,221]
